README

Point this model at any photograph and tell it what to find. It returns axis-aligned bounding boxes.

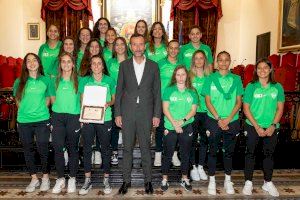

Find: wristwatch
[271,123,280,129]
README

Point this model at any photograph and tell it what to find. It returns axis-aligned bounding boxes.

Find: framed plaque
[81,106,104,121]
[80,85,107,124]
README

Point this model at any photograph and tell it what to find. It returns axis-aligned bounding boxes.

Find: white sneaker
[224,180,235,194]
[262,181,279,197]
[208,179,216,195]
[118,131,123,145]
[190,166,200,181]
[40,177,50,191]
[52,178,65,194]
[242,180,253,195]
[91,151,95,164]
[180,178,192,191]
[25,178,40,193]
[94,151,102,165]
[67,177,76,193]
[79,178,92,195]
[103,177,112,194]
[172,151,181,167]
[161,179,169,191]
[154,152,162,167]
[64,151,69,166]
[197,165,208,180]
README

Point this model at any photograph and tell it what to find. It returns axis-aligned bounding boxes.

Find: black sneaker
[111,152,118,165]
[180,178,192,191]
[161,179,169,191]
[79,178,92,195]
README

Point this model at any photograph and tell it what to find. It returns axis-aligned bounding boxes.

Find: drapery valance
[41,0,93,21]
[170,0,222,25]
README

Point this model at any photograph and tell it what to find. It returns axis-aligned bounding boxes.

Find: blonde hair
[189,50,212,80]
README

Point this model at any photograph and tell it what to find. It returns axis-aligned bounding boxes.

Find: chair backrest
[284,67,298,91]
[15,58,23,78]
[0,55,7,65]
[281,52,297,68]
[243,64,255,87]
[296,53,300,71]
[274,67,286,88]
[268,54,281,68]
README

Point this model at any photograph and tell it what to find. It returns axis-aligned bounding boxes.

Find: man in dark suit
[115,33,161,194]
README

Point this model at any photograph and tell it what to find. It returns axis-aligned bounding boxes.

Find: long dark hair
[93,17,111,38]
[252,58,276,84]
[134,19,148,39]
[104,27,117,47]
[56,52,78,93]
[79,38,103,76]
[58,36,78,65]
[15,53,44,101]
[112,37,128,59]
[75,27,92,54]
[148,22,168,53]
[169,65,193,89]
[85,55,108,76]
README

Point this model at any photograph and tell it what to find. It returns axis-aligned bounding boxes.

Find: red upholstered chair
[268,54,281,68]
[296,53,300,71]
[0,57,16,88]
[274,67,286,87]
[231,65,245,80]
[0,55,7,65]
[0,100,10,120]
[281,52,297,68]
[6,56,17,67]
[15,58,23,78]
[243,64,255,87]
[0,56,7,88]
[284,67,298,91]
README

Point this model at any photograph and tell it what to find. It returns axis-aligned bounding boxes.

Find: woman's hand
[174,120,184,128]
[171,120,183,133]
[265,125,276,137]
[175,126,183,134]
[255,126,265,137]
[218,118,230,130]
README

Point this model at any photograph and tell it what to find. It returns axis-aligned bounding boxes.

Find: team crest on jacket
[271,92,277,99]
[186,97,192,103]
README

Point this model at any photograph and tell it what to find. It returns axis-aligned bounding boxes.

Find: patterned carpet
[0,169,300,199]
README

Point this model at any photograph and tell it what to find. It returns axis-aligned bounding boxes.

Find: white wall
[0,0,45,58]
[217,0,279,66]
[23,0,46,56]
[239,0,279,65]
[216,0,242,67]
[0,0,23,57]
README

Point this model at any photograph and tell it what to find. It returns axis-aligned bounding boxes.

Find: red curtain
[171,0,222,57]
[41,0,92,38]
[171,0,222,25]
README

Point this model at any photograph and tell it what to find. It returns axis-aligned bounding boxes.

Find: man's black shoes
[144,182,153,194]
[118,182,131,194]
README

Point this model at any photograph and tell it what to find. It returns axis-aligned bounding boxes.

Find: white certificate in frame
[80,85,107,124]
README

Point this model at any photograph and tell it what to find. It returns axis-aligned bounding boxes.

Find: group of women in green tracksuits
[13,20,284,198]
